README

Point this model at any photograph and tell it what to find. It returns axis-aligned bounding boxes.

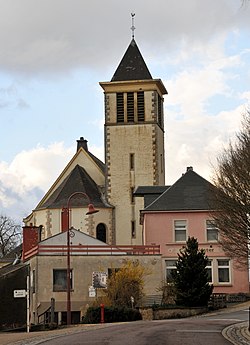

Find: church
[1,35,248,327]
[23,37,167,246]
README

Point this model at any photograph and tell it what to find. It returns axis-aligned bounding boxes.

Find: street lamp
[65,192,99,325]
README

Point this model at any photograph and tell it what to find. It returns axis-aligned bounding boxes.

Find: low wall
[139,307,208,321]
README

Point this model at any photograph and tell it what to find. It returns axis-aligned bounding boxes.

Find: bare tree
[0,215,22,258]
[211,112,250,266]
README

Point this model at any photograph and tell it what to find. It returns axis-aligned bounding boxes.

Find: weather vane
[131,13,135,39]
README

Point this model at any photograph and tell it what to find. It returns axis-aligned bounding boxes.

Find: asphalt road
[1,306,248,345]
[203,307,249,321]
[39,318,243,345]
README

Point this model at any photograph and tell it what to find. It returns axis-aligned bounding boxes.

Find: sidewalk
[223,321,250,345]
[208,301,250,345]
[0,323,113,345]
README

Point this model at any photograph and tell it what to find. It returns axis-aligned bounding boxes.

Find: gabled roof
[143,168,215,212]
[111,39,152,82]
[38,164,107,209]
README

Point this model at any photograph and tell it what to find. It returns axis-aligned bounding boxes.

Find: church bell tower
[100,37,167,245]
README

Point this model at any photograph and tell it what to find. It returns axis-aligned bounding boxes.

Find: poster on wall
[92,272,107,288]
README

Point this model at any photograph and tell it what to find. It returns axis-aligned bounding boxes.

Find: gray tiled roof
[38,165,107,209]
[144,169,215,212]
[0,262,28,277]
[111,39,152,82]
[134,185,170,208]
[87,151,105,174]
[134,186,170,195]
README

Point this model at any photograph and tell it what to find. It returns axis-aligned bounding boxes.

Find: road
[39,307,249,345]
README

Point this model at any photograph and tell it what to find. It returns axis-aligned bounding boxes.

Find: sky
[0,0,250,222]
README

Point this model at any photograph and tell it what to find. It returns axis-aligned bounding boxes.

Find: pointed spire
[111,38,152,82]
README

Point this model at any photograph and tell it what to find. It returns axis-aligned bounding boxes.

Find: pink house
[135,167,249,295]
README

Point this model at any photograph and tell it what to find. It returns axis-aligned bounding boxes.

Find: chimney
[22,225,41,261]
[186,166,193,172]
[77,137,88,152]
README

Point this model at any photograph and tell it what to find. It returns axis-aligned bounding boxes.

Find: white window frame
[165,260,177,283]
[206,220,219,242]
[174,220,187,242]
[206,259,213,283]
[217,259,231,284]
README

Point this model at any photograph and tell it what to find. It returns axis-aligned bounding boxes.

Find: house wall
[144,211,249,294]
[29,254,162,324]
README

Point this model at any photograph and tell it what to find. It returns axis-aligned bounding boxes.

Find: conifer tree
[173,237,213,307]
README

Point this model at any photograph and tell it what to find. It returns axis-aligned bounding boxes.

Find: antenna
[131,13,135,39]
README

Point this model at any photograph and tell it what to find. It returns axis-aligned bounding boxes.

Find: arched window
[96,223,107,243]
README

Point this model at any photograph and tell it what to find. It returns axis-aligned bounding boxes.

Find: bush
[104,260,149,308]
[82,306,142,324]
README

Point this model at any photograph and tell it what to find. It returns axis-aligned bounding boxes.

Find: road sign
[14,289,26,298]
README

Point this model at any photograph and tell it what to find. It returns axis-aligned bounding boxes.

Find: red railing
[23,244,160,261]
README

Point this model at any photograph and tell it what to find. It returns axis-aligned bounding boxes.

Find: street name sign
[14,289,26,298]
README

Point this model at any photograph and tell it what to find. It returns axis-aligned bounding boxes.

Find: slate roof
[87,151,105,174]
[38,164,107,209]
[134,186,170,208]
[143,169,215,212]
[111,39,153,82]
[0,262,28,277]
[76,137,105,174]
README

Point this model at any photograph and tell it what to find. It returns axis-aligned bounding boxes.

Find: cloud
[0,141,105,220]
[0,0,249,222]
[164,39,248,184]
[17,98,30,109]
[0,84,16,108]
[0,82,30,109]
[0,142,73,216]
[165,105,245,184]
[0,0,249,75]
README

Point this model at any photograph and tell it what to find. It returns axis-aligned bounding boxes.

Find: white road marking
[176,330,221,333]
[208,318,242,322]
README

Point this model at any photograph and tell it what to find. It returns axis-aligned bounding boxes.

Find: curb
[222,322,250,345]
